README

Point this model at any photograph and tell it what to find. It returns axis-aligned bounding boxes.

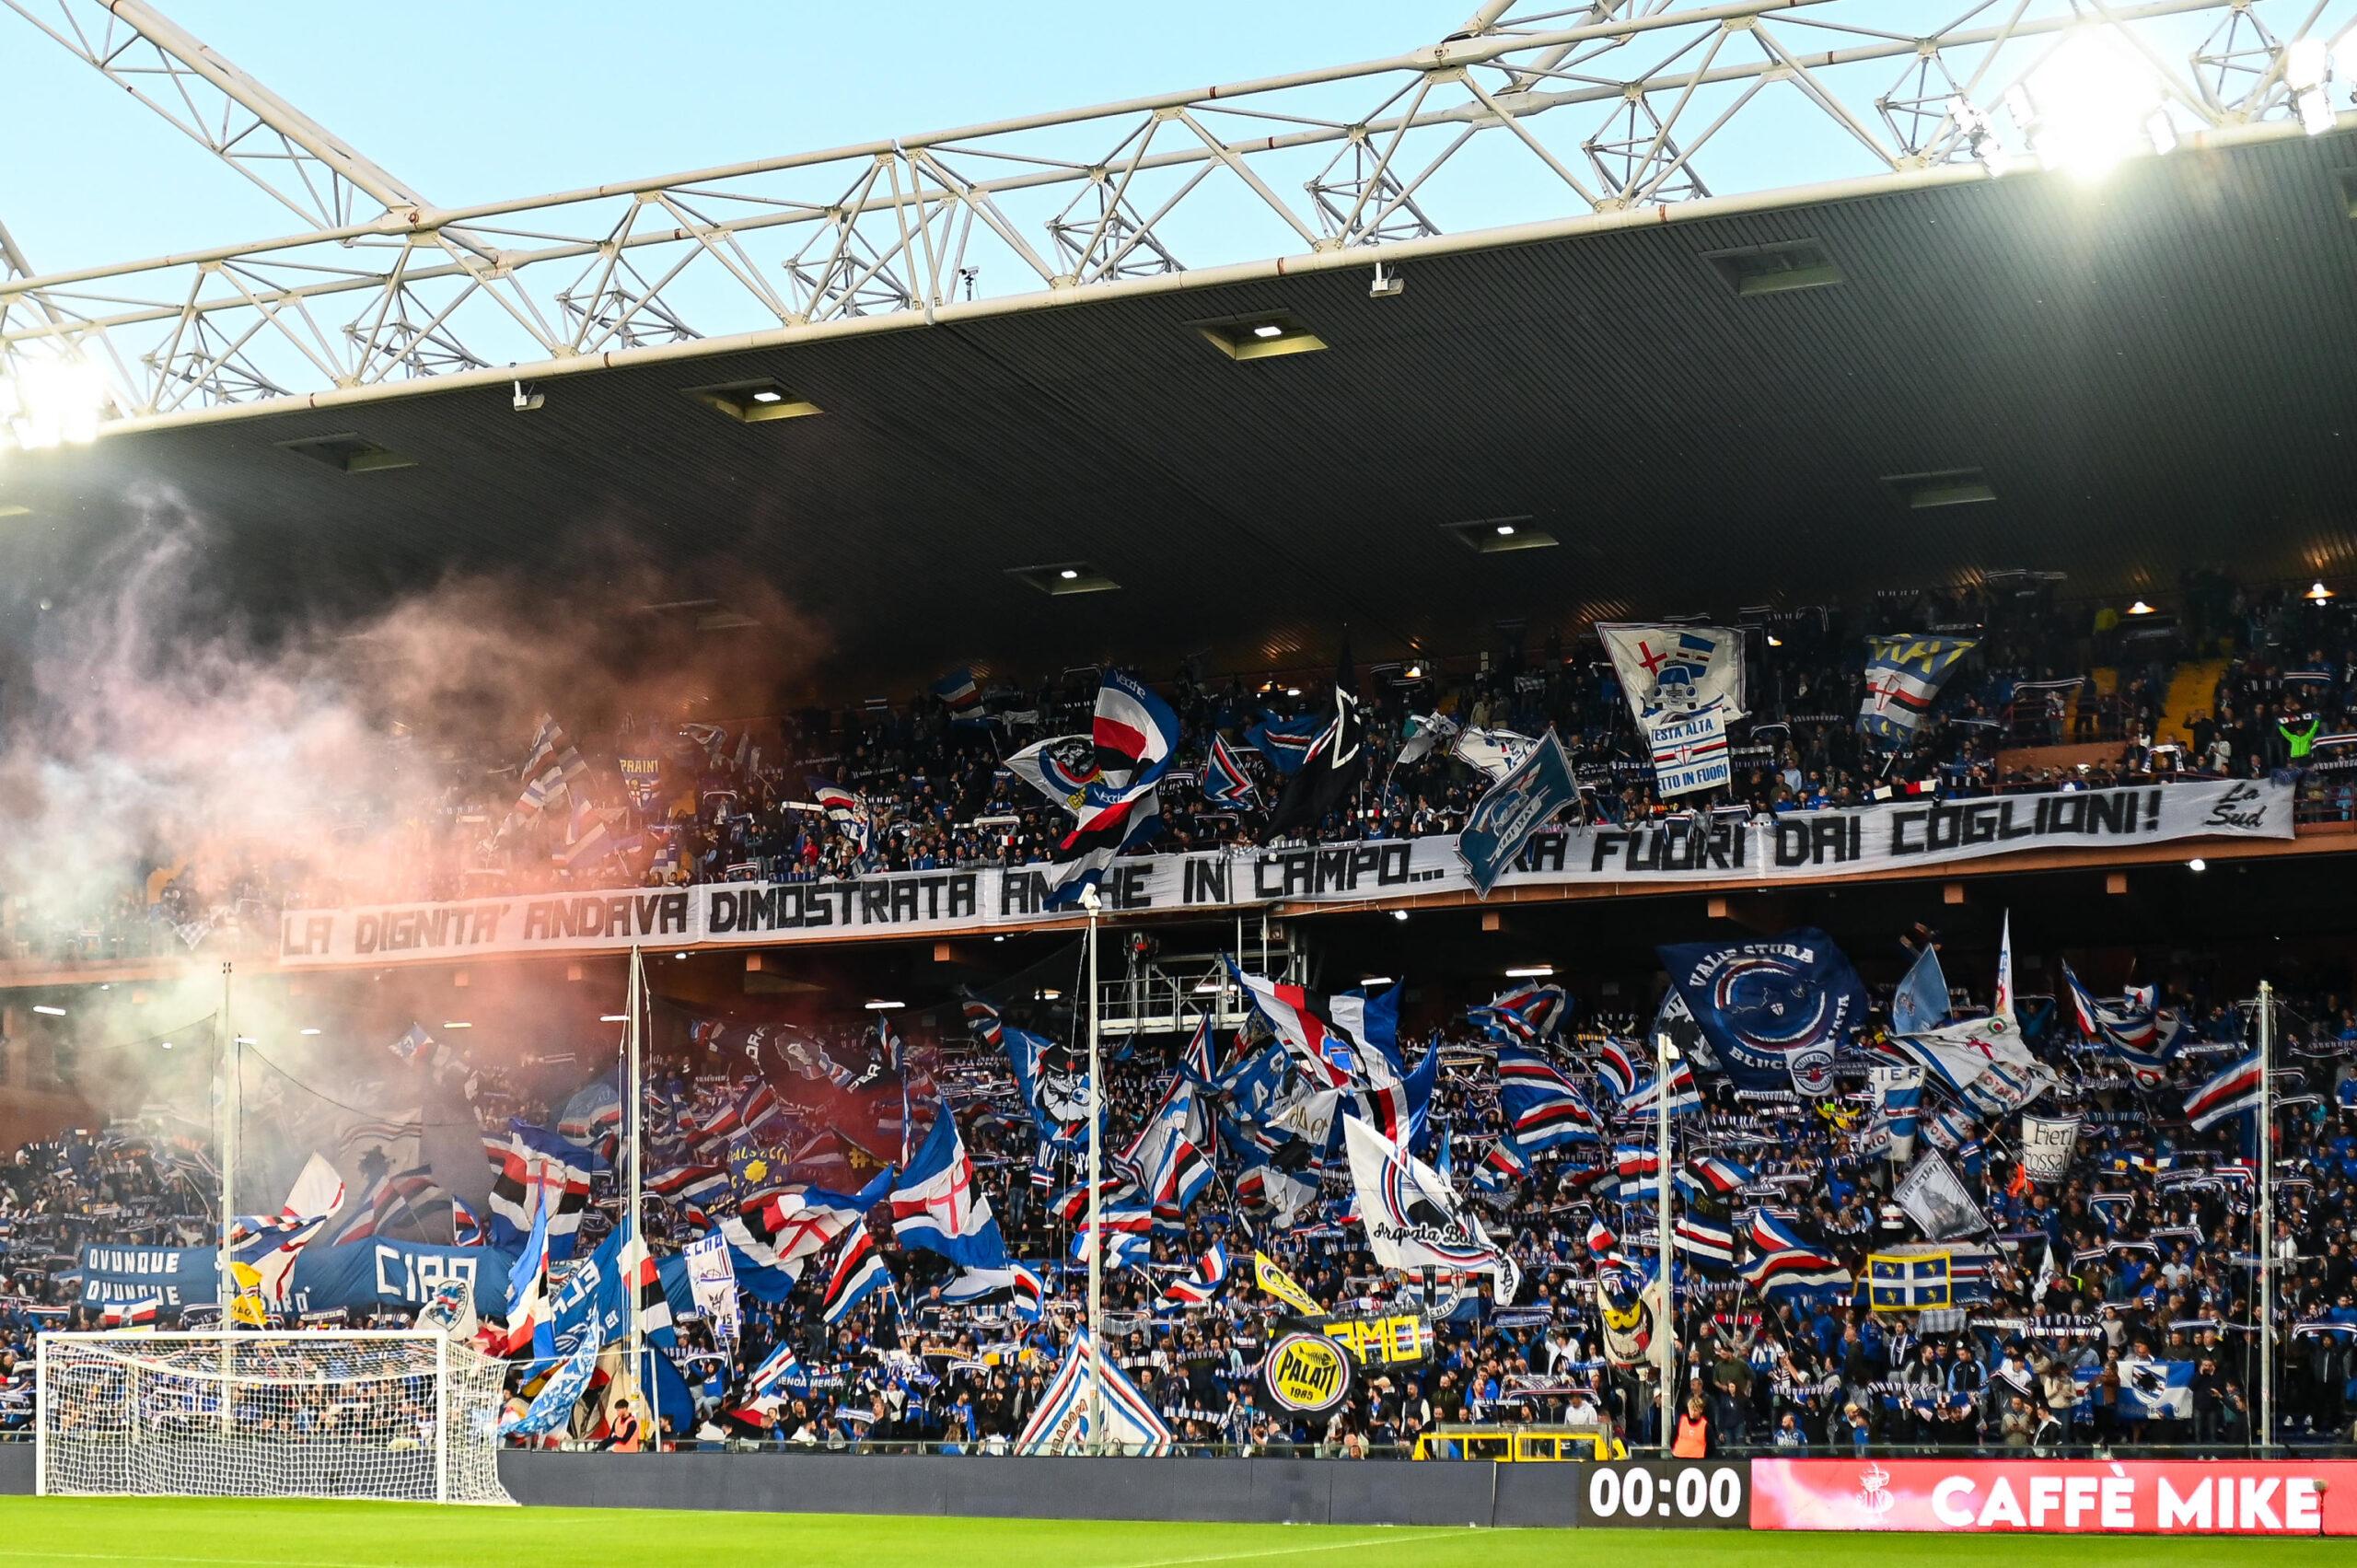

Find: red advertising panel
[1752,1458,2357,1537]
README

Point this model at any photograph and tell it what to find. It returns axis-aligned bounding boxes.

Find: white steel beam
[1,0,2349,421]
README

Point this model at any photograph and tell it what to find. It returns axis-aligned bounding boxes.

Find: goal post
[35,1330,514,1505]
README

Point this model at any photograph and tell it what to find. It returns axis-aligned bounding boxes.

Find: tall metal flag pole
[1653,1022,1675,1458]
[2257,979,2274,1453]
[215,961,236,1322]
[215,961,236,1434]
[1082,883,1105,1453]
[626,947,652,1436]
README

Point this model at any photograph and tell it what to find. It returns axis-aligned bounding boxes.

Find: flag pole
[1653,1021,1675,1458]
[215,960,236,1319]
[626,947,652,1442]
[216,961,236,1434]
[2256,979,2273,1454]
[1083,886,1106,1454]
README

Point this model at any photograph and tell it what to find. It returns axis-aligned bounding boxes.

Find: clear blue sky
[3,0,1490,273]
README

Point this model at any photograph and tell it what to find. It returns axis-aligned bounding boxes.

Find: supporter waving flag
[1739,1210,1852,1305]
[1089,669,1181,790]
[1157,1242,1232,1308]
[1472,1134,1531,1204]
[1495,1042,1601,1149]
[889,1111,1009,1269]
[487,1120,603,1261]
[2184,1050,2266,1132]
[1263,644,1366,842]
[1234,965,1400,1088]
[1242,711,1323,776]
[1858,634,1980,744]
[1592,1036,1640,1101]
[724,1167,895,1276]
[1042,786,1163,912]
[1178,1012,1219,1086]
[1618,1058,1701,1121]
[1350,1036,1439,1149]
[1467,982,1568,1046]
[2064,961,2184,1086]
[1202,734,1259,810]
[819,1222,892,1326]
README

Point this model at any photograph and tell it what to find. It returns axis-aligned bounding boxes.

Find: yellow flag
[229,1292,267,1328]
[1253,1251,1324,1316]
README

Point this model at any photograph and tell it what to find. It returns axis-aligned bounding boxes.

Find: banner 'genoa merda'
[279,778,2293,966]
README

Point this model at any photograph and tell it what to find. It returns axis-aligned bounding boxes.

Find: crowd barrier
[3,1445,2351,1534]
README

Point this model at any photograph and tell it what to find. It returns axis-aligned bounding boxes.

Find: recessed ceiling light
[1195,315,1327,362]
[1504,965,1554,978]
[1703,239,1844,297]
[441,1021,471,1029]
[31,1005,64,1016]
[1361,975,1395,986]
[600,1014,627,1023]
[1391,910,1409,923]
[276,432,414,474]
[299,1028,321,1036]
[674,951,690,959]
[1444,517,1557,555]
[2187,857,2206,872]
[1009,563,1119,597]
[2308,580,2334,602]
[682,378,820,424]
[2127,600,2155,615]
[865,999,906,1010]
[1883,469,1995,509]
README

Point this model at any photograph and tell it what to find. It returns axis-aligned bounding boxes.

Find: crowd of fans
[6,948,2357,1458]
[21,572,2357,967]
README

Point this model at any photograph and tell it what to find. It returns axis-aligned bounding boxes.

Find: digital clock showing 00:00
[1582,1462,1748,1527]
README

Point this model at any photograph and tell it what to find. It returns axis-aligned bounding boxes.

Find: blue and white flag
[2184,1051,2265,1132]
[888,1112,1009,1269]
[1456,728,1580,898]
[2065,962,2184,1086]
[1468,983,1568,1046]
[2115,1358,2195,1420]
[1656,928,1869,1097]
[931,667,981,719]
[1597,623,1746,798]
[1871,1063,1926,1165]
[1243,711,1324,776]
[1859,635,1978,744]
[1495,1043,1601,1149]
[1016,1328,1173,1455]
[1892,945,1949,1036]
[501,1341,598,1436]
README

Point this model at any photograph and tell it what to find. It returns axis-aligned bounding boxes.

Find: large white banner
[278,778,2292,966]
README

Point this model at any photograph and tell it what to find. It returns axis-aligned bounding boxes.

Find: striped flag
[2184,1051,2265,1132]
[1157,1242,1232,1308]
[1468,983,1569,1046]
[1178,1012,1218,1086]
[1202,734,1259,809]
[1739,1210,1852,1304]
[1496,1043,1601,1149]
[1011,1263,1045,1322]
[819,1222,893,1325]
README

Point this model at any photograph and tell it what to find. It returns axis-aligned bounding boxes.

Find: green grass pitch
[0,1498,2344,1568]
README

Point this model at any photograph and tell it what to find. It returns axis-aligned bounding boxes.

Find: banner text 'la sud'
[279,778,2291,967]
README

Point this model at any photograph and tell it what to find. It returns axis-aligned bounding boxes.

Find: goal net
[36,1330,514,1504]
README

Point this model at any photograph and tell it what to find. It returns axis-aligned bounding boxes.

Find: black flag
[1263,639,1365,842]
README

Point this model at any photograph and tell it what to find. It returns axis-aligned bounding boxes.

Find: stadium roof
[5,126,2355,684]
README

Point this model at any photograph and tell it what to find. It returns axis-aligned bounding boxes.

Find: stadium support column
[1654,1023,1674,1458]
[2257,979,2274,1454]
[626,947,652,1437]
[1083,884,1105,1454]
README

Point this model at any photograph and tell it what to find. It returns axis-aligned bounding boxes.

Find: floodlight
[2014,31,2168,180]
[3,357,107,450]
[1250,322,1284,340]
[2285,38,2330,92]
